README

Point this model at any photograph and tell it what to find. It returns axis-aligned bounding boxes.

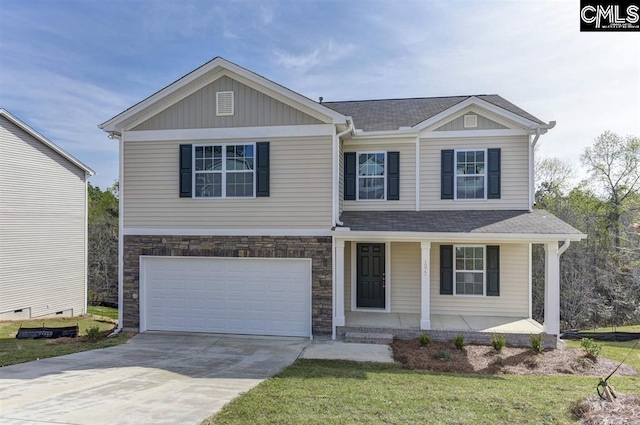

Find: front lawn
[206,359,638,425]
[0,316,132,367]
[87,305,118,320]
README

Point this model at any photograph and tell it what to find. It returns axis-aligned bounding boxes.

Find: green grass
[580,324,640,333]
[87,305,118,320]
[206,359,639,425]
[0,316,131,366]
[565,339,640,371]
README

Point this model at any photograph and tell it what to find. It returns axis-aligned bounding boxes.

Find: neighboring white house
[99,57,586,348]
[0,109,95,320]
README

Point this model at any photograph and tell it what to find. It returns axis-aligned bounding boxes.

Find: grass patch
[205,359,639,425]
[565,339,640,371]
[87,305,118,320]
[0,316,131,367]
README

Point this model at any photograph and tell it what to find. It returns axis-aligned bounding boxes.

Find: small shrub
[433,349,454,362]
[491,334,506,352]
[453,333,464,350]
[490,355,505,369]
[529,334,543,354]
[580,338,602,361]
[419,333,431,347]
[85,326,102,342]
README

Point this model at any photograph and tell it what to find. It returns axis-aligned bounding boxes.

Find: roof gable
[0,109,94,175]
[100,57,347,133]
[324,95,545,132]
[133,75,324,131]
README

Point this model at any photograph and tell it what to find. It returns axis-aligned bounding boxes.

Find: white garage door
[140,256,311,337]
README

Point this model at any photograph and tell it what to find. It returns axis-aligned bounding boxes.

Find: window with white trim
[194,144,254,198]
[357,152,386,200]
[454,246,485,295]
[455,149,486,199]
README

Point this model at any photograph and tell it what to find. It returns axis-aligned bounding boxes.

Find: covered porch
[332,210,588,347]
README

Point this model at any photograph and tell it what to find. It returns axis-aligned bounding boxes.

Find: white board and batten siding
[344,241,529,317]
[342,138,416,211]
[420,136,531,210]
[0,116,88,319]
[123,135,333,229]
[140,256,312,337]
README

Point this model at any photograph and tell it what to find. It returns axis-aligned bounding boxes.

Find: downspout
[334,117,354,227]
[528,121,556,210]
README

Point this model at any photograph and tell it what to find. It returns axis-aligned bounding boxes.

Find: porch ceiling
[338,210,585,239]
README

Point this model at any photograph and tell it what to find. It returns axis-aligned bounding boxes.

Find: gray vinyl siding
[434,113,507,131]
[343,138,416,211]
[0,116,87,318]
[134,75,324,131]
[123,136,333,228]
[420,135,530,210]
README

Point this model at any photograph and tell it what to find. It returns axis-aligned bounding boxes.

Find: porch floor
[345,312,544,334]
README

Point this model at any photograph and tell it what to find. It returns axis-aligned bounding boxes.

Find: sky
[1,0,638,189]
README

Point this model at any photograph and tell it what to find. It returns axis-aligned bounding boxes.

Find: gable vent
[463,114,478,128]
[216,91,234,116]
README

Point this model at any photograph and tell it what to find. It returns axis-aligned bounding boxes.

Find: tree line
[533,131,640,330]
[87,181,118,306]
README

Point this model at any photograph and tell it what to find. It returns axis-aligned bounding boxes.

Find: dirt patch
[571,394,640,424]
[392,339,638,376]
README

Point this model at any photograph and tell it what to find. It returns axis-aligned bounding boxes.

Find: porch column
[420,241,431,330]
[544,242,560,335]
[335,239,345,327]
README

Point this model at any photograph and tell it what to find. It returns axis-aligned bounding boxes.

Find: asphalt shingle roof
[339,210,583,235]
[323,95,545,132]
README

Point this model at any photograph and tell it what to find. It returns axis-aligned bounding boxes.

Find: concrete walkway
[301,340,395,363]
[0,332,308,425]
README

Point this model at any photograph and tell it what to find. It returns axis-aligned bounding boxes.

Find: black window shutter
[486,245,500,296]
[387,151,400,201]
[179,144,192,198]
[440,245,453,295]
[487,148,501,199]
[256,142,270,197]
[441,150,454,199]
[344,152,356,200]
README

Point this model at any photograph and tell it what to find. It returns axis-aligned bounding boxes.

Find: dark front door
[356,243,385,308]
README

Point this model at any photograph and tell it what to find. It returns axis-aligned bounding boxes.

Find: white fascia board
[125,124,334,142]
[123,227,332,236]
[0,109,95,175]
[332,230,587,243]
[99,57,347,132]
[421,129,530,139]
[351,129,419,139]
[411,97,542,132]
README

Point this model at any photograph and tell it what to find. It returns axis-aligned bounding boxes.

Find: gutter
[333,117,354,227]
[528,121,556,210]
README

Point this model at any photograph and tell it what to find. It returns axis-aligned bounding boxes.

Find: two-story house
[100,57,585,347]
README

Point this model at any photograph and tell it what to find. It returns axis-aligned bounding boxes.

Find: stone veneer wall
[123,235,333,334]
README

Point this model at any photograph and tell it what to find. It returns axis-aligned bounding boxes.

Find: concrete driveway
[0,332,308,425]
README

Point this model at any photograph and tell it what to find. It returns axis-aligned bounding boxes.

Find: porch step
[345,332,394,345]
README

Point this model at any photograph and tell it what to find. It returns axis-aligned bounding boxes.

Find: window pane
[465,259,473,270]
[456,176,485,199]
[204,158,213,170]
[358,177,384,200]
[195,147,203,159]
[205,146,213,157]
[195,173,221,197]
[358,153,385,177]
[456,259,464,270]
[195,159,204,171]
[474,247,483,258]
[226,172,253,197]
[476,151,484,162]
[226,144,254,171]
[455,246,464,257]
[474,259,483,270]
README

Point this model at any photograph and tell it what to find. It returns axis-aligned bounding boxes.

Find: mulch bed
[571,394,640,424]
[392,338,638,376]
